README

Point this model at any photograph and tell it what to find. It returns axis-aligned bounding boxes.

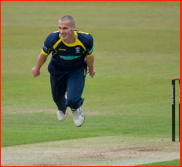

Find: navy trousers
[48,62,87,113]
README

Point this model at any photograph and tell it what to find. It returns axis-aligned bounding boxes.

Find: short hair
[59,15,75,26]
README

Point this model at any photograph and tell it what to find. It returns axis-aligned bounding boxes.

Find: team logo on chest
[75,47,80,54]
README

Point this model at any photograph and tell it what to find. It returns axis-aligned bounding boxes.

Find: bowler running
[32,15,95,127]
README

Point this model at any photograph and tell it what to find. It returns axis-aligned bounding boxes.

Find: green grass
[1,110,174,147]
[1,1,180,165]
[136,159,180,166]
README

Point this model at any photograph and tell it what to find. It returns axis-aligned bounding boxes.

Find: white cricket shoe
[57,110,68,122]
[72,107,85,127]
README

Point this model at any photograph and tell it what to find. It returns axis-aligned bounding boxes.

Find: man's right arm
[32,52,48,77]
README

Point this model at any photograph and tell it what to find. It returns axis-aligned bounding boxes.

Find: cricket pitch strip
[1,136,180,166]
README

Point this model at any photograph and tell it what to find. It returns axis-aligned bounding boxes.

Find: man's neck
[63,33,76,44]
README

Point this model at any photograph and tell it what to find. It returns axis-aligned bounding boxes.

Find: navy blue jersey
[42,30,94,69]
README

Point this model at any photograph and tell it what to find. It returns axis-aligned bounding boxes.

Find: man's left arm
[85,54,95,78]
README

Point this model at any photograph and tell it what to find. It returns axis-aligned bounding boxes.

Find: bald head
[59,15,75,26]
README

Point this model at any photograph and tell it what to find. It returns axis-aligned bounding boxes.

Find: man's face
[58,20,76,43]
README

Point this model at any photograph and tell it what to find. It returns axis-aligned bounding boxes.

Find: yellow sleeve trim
[86,52,93,57]
[42,49,48,56]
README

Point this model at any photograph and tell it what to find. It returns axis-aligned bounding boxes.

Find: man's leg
[50,74,68,121]
[66,65,87,109]
[48,63,68,121]
[65,64,87,126]
[50,74,67,112]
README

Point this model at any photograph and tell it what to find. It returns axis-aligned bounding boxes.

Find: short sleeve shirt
[42,30,94,69]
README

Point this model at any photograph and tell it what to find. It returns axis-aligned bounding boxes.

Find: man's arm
[85,54,95,78]
[32,52,48,77]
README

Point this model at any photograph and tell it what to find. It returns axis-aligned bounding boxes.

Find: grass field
[136,159,180,166]
[1,1,180,166]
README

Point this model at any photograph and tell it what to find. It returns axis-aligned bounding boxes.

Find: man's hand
[85,54,95,78]
[32,67,40,77]
[32,52,48,77]
[87,68,96,78]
